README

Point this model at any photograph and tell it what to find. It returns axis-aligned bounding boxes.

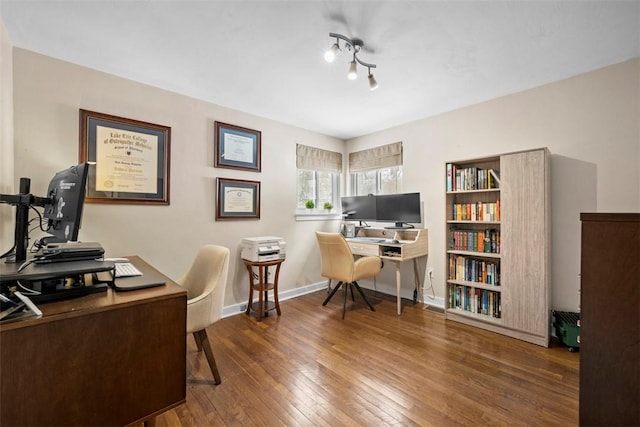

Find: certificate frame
[214,121,261,172]
[79,109,171,205]
[216,178,261,220]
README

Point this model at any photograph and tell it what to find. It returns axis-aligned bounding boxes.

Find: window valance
[348,141,402,172]
[296,144,342,173]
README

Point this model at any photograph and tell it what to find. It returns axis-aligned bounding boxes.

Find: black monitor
[375,192,421,229]
[0,163,89,262]
[341,195,377,223]
[42,163,89,244]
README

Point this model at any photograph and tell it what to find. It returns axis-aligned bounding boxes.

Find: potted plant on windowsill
[305,200,315,210]
[323,202,333,212]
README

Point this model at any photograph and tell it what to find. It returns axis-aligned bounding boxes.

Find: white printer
[241,236,286,262]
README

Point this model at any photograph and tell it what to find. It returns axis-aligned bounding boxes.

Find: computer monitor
[341,195,377,223]
[375,192,421,229]
[0,163,89,262]
[42,163,89,244]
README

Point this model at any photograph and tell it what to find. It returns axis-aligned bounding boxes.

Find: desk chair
[315,232,381,319]
[177,245,230,385]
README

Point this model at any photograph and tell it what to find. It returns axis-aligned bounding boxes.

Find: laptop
[35,242,105,264]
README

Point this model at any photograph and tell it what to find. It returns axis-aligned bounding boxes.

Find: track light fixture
[325,32,378,91]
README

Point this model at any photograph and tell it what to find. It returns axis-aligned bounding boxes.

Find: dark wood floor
[157,289,579,426]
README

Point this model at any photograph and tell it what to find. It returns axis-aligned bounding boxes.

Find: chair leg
[193,329,221,385]
[352,281,376,312]
[193,331,203,352]
[342,282,349,319]
[322,281,344,306]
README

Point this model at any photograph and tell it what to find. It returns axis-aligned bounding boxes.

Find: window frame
[295,169,342,221]
[350,165,403,196]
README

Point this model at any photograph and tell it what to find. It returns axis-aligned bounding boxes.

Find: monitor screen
[375,192,421,227]
[341,195,377,222]
[42,163,89,243]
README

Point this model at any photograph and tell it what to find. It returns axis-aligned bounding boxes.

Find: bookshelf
[445,148,550,346]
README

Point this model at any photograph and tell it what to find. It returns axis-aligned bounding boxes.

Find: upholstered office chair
[315,232,381,319]
[177,245,230,385]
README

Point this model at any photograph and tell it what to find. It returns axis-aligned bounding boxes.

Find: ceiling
[1,1,639,140]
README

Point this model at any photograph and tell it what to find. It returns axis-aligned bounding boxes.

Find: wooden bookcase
[445,148,550,346]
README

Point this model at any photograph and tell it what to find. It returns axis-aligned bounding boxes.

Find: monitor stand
[384,222,415,230]
[29,283,108,304]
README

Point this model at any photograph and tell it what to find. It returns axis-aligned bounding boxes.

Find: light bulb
[347,60,358,80]
[324,43,339,63]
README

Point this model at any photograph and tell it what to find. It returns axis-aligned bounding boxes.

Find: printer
[241,236,286,262]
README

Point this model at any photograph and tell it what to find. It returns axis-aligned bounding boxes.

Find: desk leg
[396,262,402,315]
[414,259,423,303]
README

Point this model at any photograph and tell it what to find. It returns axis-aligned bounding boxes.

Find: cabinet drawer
[348,243,379,257]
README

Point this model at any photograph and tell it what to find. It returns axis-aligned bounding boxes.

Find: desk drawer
[348,243,379,257]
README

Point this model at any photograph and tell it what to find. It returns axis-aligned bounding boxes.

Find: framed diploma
[216,178,260,220]
[79,110,171,205]
[214,121,261,172]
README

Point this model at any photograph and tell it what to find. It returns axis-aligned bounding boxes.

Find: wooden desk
[0,256,187,426]
[346,228,428,315]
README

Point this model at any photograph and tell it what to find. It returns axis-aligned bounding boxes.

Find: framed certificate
[79,109,171,205]
[214,121,261,172]
[216,178,260,220]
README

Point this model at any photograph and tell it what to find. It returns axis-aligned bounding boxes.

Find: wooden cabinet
[0,257,187,426]
[445,148,550,346]
[580,213,639,426]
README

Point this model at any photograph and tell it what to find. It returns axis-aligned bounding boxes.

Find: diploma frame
[215,178,261,220]
[214,121,261,172]
[79,109,171,205]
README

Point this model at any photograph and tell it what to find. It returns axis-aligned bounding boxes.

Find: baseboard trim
[222,280,445,318]
[222,281,329,318]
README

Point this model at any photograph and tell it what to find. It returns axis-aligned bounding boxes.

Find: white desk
[346,228,428,315]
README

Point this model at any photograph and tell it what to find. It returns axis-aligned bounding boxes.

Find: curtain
[348,141,402,172]
[296,144,342,173]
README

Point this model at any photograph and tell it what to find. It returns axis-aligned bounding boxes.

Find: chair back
[315,232,355,283]
[178,245,230,333]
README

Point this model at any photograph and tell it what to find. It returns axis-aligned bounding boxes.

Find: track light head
[324,42,340,63]
[325,32,378,89]
[368,72,378,91]
[348,59,358,80]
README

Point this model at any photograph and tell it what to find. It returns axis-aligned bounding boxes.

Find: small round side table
[243,258,284,321]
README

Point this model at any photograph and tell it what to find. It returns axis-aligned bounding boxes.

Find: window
[352,165,403,195]
[296,169,339,209]
[349,142,403,196]
[296,144,342,213]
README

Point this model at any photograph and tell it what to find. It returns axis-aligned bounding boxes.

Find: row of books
[446,164,500,192]
[448,254,500,285]
[449,284,502,318]
[452,201,500,222]
[448,229,500,254]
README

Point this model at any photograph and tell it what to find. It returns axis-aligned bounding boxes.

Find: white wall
[8,46,639,314]
[10,49,343,309]
[0,19,14,250]
[347,58,640,312]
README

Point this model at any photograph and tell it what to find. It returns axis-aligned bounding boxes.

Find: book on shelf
[448,254,500,285]
[447,164,501,191]
[448,284,502,318]
[448,228,500,254]
[489,169,501,188]
[452,202,500,221]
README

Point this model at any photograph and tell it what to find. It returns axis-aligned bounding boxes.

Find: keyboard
[114,262,143,278]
